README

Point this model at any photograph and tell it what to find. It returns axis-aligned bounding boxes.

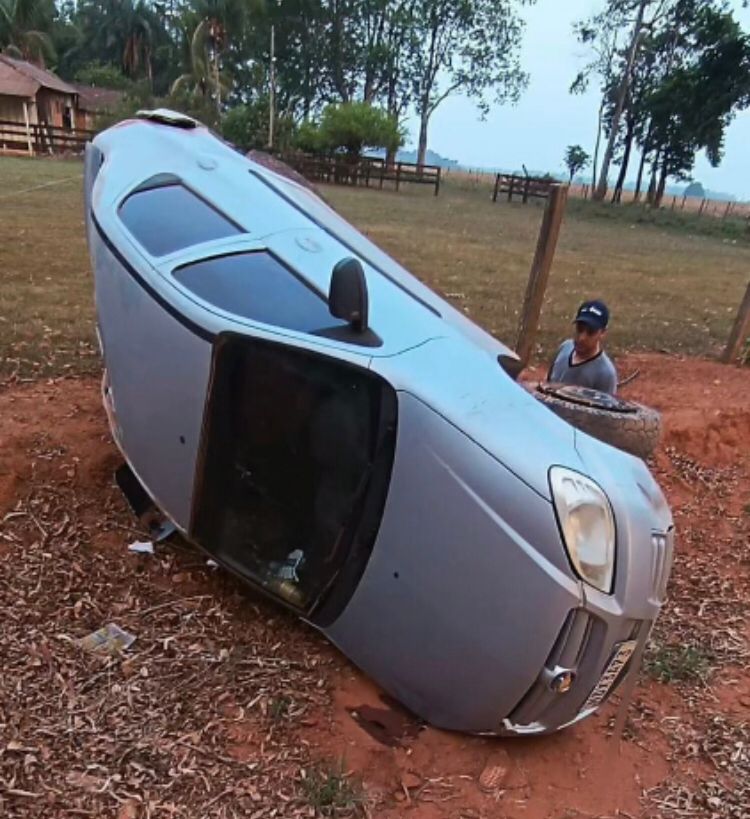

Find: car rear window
[119,181,242,256]
[173,251,347,333]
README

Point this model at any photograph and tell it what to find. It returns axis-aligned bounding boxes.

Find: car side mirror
[329,257,369,332]
[498,354,525,381]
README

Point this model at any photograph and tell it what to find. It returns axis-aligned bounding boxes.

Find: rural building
[0,56,115,155]
[72,84,123,130]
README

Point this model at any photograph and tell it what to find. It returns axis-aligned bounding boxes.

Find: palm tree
[0,0,55,66]
[171,15,231,106]
[181,0,264,114]
[72,0,162,83]
[121,0,157,81]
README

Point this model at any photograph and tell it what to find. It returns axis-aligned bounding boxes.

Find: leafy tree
[299,101,402,158]
[320,101,402,157]
[0,0,56,64]
[564,145,590,183]
[570,8,627,192]
[408,0,533,168]
[60,0,171,86]
[637,3,750,205]
[74,61,134,90]
[577,0,750,206]
[293,118,326,153]
[591,0,651,200]
[222,98,294,151]
[683,181,704,198]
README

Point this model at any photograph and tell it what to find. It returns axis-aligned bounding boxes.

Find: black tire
[535,384,661,460]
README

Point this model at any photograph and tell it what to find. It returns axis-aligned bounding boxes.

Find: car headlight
[549,467,616,593]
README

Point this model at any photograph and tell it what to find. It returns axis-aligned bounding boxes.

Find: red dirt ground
[0,354,748,818]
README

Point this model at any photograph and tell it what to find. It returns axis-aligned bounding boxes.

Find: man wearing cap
[547,300,618,395]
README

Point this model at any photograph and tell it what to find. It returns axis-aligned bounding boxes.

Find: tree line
[1,0,749,196]
[573,0,750,205]
[0,0,533,166]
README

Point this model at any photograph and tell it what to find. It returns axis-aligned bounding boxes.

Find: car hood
[372,338,586,500]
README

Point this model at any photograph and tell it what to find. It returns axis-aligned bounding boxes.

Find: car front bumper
[498,527,674,736]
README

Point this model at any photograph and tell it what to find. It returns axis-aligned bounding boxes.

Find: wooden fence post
[722,280,750,363]
[22,102,33,156]
[516,184,569,366]
[435,166,441,196]
[523,177,531,204]
[493,173,500,203]
[508,176,515,202]
[395,163,402,192]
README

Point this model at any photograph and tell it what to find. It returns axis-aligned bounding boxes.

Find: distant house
[0,56,119,155]
[72,84,124,130]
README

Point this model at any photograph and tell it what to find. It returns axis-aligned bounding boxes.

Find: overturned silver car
[84,111,674,735]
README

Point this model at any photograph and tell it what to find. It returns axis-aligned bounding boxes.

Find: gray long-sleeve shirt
[547,340,618,395]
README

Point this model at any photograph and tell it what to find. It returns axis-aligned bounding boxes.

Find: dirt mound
[0,355,748,818]
[620,353,750,467]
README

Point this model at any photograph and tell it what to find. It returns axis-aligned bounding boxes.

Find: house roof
[0,59,37,98]
[72,84,124,112]
[0,55,77,98]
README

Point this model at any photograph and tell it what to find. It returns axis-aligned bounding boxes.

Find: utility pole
[268,24,276,150]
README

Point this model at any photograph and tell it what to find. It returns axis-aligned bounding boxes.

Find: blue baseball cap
[574,299,609,331]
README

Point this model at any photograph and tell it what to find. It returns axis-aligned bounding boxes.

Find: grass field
[1,155,748,381]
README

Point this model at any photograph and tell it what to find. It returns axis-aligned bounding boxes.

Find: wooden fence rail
[280,152,442,196]
[0,119,97,156]
[493,173,557,204]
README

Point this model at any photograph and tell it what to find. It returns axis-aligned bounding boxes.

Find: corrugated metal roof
[0,55,77,96]
[0,59,38,98]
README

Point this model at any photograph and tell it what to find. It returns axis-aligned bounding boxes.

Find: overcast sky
[401,0,750,200]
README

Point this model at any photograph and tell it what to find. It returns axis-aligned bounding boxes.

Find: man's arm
[599,362,618,396]
[547,342,568,382]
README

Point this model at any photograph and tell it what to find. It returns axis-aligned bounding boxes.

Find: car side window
[173,251,348,334]
[119,181,242,256]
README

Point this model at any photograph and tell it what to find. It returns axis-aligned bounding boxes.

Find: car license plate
[580,640,637,714]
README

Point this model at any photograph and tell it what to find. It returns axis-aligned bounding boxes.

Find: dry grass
[323,181,750,361]
[1,155,749,382]
[0,157,98,382]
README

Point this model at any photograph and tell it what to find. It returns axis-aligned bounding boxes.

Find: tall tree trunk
[417,109,429,169]
[594,0,647,201]
[385,59,399,169]
[646,149,660,205]
[213,48,221,115]
[634,125,652,202]
[634,148,648,202]
[612,115,635,203]
[655,155,669,208]
[385,107,398,169]
[591,98,605,191]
